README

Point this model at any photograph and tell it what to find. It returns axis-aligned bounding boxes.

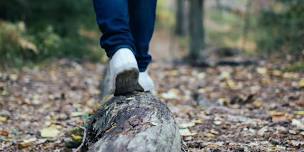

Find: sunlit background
[0,0,303,68]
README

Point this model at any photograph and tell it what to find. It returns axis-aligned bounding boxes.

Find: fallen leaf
[289,130,297,135]
[0,130,9,136]
[193,119,203,124]
[150,121,159,126]
[179,122,195,129]
[290,140,304,147]
[253,100,263,108]
[270,111,290,123]
[167,70,179,76]
[71,111,85,117]
[299,79,304,88]
[219,71,231,80]
[291,119,304,130]
[256,67,268,75]
[40,126,60,138]
[183,136,193,141]
[210,129,219,135]
[37,139,47,144]
[9,74,18,81]
[296,99,304,107]
[257,126,268,136]
[71,134,83,143]
[205,133,216,138]
[18,138,37,149]
[271,70,282,77]
[179,128,197,136]
[126,97,134,101]
[272,116,289,122]
[217,98,229,106]
[226,79,239,90]
[295,111,304,116]
[283,72,298,79]
[214,120,222,125]
[161,89,179,100]
[0,116,8,123]
[31,94,41,105]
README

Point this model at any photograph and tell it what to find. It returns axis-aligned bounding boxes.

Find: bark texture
[175,0,186,36]
[84,92,181,152]
[189,0,205,61]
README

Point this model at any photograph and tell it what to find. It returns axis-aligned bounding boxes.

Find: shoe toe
[138,72,155,92]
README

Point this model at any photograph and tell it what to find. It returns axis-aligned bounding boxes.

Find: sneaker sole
[114,68,139,96]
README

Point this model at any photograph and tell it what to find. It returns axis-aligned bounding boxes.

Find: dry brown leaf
[18,138,37,149]
[270,111,291,123]
[253,100,263,108]
[192,119,203,124]
[0,130,9,137]
[271,70,282,77]
[226,79,239,90]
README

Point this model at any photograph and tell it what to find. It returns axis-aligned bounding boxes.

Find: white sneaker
[101,48,139,99]
[137,70,155,93]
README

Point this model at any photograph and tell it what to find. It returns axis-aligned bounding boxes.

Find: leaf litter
[0,58,304,151]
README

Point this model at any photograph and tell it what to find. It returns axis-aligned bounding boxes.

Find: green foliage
[0,0,95,35]
[0,21,103,68]
[0,0,102,68]
[206,9,244,48]
[284,62,304,72]
[0,21,37,66]
[257,0,304,55]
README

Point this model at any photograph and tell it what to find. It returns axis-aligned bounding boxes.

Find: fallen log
[83,92,181,152]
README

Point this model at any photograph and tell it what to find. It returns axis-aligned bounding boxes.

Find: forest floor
[1,30,304,151]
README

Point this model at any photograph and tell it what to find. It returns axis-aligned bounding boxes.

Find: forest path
[1,30,304,151]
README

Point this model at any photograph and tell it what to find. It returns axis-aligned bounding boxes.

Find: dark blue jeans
[93,0,157,72]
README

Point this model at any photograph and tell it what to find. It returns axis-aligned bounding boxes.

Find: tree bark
[175,0,186,36]
[189,0,205,61]
[83,92,181,152]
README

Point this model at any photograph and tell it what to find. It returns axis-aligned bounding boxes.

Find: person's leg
[93,0,139,97]
[128,0,157,72]
[93,0,136,57]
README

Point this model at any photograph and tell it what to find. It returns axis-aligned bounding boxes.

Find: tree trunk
[175,0,186,36]
[83,92,181,152]
[189,0,205,61]
[215,0,224,18]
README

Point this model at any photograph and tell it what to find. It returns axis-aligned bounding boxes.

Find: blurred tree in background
[0,0,303,68]
[188,0,205,61]
[0,0,94,34]
[175,0,187,36]
[170,0,304,62]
